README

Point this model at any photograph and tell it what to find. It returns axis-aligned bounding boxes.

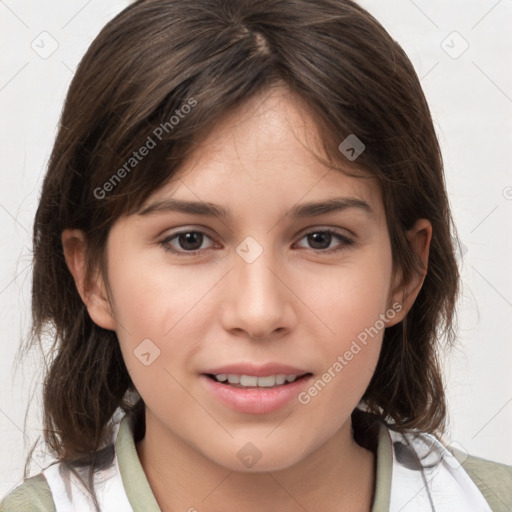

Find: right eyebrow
[137,199,231,219]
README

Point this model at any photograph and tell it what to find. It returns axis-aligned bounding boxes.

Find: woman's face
[99,87,406,471]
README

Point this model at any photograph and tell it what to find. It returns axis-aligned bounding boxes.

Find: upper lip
[202,363,311,377]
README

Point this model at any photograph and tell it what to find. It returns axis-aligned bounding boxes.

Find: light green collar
[371,422,393,511]
[117,414,161,512]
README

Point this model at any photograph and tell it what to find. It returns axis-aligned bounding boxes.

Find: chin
[208,444,307,474]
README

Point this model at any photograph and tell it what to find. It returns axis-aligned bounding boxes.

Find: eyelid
[295,224,355,240]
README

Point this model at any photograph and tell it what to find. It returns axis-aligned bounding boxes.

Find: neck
[136,412,376,512]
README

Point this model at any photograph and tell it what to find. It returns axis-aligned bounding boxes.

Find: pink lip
[201,362,309,377]
[200,373,313,414]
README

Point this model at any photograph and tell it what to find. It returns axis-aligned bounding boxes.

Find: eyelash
[159,229,355,256]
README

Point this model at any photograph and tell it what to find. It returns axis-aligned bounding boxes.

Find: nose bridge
[224,238,290,336]
[235,242,283,307]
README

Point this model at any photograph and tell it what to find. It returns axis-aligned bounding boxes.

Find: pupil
[308,232,331,249]
[179,232,203,251]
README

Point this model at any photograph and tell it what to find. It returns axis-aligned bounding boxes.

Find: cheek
[296,247,392,397]
[107,263,196,417]
[107,249,213,340]
[106,250,226,402]
[296,269,389,419]
[302,249,393,343]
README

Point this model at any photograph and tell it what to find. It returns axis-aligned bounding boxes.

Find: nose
[221,249,296,339]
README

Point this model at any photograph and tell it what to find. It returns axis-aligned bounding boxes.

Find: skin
[63,87,431,512]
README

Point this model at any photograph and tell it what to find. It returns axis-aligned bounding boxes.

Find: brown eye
[176,232,204,251]
[160,230,215,255]
[306,232,333,250]
[295,229,354,253]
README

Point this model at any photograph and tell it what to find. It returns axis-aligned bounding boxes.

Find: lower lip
[200,374,312,414]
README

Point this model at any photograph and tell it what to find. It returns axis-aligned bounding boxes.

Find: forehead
[141,87,384,222]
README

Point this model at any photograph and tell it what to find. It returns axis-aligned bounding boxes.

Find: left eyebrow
[137,196,373,219]
[289,197,373,218]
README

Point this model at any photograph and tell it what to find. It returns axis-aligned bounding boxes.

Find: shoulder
[452,447,512,511]
[384,422,512,511]
[0,473,55,512]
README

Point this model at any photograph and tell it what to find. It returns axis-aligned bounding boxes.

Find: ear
[386,219,432,327]
[61,228,117,330]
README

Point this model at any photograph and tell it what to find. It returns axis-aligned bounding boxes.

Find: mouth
[204,372,313,389]
[200,371,314,414]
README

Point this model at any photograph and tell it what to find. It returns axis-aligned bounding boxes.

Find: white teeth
[275,374,287,385]
[213,373,303,387]
[253,375,274,387]
[227,374,240,384]
[240,375,258,386]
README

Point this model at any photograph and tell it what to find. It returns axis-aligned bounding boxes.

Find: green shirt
[1,415,511,511]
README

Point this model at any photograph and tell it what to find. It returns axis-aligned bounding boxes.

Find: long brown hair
[28,0,459,472]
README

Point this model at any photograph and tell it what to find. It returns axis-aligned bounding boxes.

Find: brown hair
[27,0,459,472]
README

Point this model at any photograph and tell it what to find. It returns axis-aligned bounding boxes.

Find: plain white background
[1,0,511,499]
